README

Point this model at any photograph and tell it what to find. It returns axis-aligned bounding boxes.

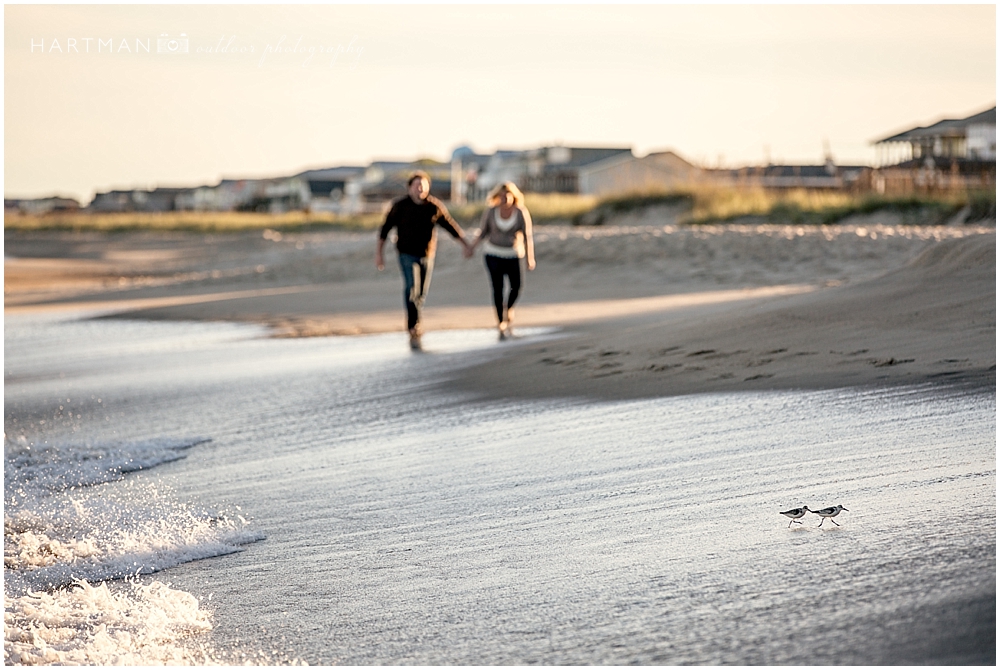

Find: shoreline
[5,224,994,401]
[442,233,995,401]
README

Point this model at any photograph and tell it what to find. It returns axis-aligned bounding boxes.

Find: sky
[4,4,996,203]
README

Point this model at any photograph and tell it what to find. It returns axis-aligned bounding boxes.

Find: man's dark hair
[407,170,431,187]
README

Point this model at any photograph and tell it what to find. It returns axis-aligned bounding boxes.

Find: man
[376,171,470,349]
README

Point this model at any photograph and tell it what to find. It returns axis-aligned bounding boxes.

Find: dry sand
[5,216,995,400]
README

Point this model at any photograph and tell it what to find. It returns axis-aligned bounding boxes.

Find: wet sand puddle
[4,314,995,664]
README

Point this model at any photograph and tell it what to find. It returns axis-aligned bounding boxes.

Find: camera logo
[157,33,189,54]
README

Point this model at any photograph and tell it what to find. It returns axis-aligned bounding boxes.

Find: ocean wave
[4,497,263,593]
[4,578,219,665]
[4,436,211,498]
[3,435,268,664]
[5,435,265,593]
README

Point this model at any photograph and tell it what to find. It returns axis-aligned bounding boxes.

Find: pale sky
[4,4,996,203]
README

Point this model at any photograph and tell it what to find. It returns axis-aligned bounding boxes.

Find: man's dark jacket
[379,195,464,258]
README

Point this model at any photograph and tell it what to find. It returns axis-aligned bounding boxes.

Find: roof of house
[146,187,190,195]
[874,106,996,144]
[5,196,80,206]
[451,145,494,163]
[553,147,633,169]
[487,147,633,170]
[644,150,696,165]
[295,166,366,181]
[578,150,701,176]
[369,160,417,170]
[964,107,997,125]
[706,164,868,184]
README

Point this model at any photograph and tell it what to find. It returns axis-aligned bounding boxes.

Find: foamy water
[5,313,994,664]
[3,423,264,663]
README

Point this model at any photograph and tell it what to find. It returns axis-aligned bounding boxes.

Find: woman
[467,182,535,340]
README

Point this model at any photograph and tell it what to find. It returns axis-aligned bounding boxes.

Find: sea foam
[4,578,218,665]
[4,435,265,665]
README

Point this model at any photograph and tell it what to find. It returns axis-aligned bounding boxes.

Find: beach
[4,216,996,664]
[5,215,995,399]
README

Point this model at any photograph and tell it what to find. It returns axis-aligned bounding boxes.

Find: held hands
[462,239,474,259]
[375,237,386,271]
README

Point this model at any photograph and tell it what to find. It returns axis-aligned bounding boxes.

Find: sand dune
[446,232,995,399]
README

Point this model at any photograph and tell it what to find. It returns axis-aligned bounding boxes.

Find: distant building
[466,150,530,201]
[449,145,493,204]
[706,160,868,190]
[874,106,996,165]
[89,187,187,212]
[89,189,146,212]
[578,151,703,196]
[294,166,367,214]
[521,146,635,194]
[137,187,187,212]
[869,105,996,194]
[4,196,80,215]
[176,176,310,213]
[360,159,452,205]
[174,179,267,212]
[462,146,634,200]
[259,177,310,214]
[76,124,994,216]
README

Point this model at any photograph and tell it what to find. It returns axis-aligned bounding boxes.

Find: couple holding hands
[376,170,535,349]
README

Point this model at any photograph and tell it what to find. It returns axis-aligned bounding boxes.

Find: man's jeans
[398,253,433,332]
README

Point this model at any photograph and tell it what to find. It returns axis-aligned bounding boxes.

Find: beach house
[705,160,869,191]
[293,166,367,214]
[576,151,704,196]
[874,106,996,164]
[4,196,81,215]
[869,105,996,193]
[89,187,187,212]
[463,146,635,199]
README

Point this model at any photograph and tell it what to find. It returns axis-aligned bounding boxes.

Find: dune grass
[577,187,991,226]
[3,209,386,233]
[449,192,599,225]
[4,192,598,232]
[5,188,991,233]
[689,187,988,225]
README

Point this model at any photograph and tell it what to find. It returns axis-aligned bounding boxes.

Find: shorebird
[780,506,810,527]
[811,504,848,527]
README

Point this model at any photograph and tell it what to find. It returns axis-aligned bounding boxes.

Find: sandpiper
[811,504,848,526]
[780,506,810,527]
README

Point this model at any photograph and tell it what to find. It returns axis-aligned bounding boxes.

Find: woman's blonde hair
[486,181,525,207]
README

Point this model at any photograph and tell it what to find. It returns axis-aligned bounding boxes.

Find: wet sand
[3,218,996,665]
[449,231,996,400]
[5,218,995,400]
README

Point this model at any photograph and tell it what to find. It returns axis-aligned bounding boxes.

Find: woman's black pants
[484,254,521,323]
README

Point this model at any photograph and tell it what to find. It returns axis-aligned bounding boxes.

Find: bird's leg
[830,519,840,526]
[818,518,825,527]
